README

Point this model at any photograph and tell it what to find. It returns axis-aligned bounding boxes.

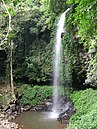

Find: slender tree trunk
[6,55,10,90]
[10,40,16,100]
[2,0,16,100]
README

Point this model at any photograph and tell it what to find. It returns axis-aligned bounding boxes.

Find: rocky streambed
[0,113,18,129]
[0,96,75,129]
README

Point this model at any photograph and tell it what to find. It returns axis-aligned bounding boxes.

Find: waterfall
[53,8,71,113]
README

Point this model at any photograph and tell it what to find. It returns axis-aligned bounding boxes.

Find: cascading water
[52,8,71,116]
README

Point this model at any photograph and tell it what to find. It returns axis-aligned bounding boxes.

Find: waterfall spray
[52,8,71,114]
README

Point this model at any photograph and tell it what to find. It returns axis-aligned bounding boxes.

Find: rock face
[57,97,75,122]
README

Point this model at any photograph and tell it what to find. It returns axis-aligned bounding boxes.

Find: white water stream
[53,8,71,115]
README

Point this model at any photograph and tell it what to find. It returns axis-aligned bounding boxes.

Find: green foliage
[23,41,53,83]
[43,0,67,15]
[85,53,97,87]
[0,86,13,107]
[0,0,19,45]
[1,0,97,88]
[67,89,97,129]
[67,0,97,46]
[17,84,65,105]
[8,0,53,84]
[86,39,97,86]
[62,33,73,86]
[18,84,53,105]
[66,0,97,87]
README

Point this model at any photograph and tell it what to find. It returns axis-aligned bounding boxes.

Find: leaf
[4,0,10,3]
[13,0,20,6]
[8,8,16,16]
[13,1,18,7]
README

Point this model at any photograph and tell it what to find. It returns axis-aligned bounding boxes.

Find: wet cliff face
[72,45,88,89]
[62,30,88,90]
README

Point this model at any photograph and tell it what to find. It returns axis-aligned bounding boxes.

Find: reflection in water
[14,111,65,129]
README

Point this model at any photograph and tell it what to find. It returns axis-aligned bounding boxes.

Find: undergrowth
[17,84,65,105]
[67,88,97,129]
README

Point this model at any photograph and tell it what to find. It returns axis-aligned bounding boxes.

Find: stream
[13,111,67,129]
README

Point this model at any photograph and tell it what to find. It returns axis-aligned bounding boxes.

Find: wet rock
[57,97,75,122]
[22,105,33,112]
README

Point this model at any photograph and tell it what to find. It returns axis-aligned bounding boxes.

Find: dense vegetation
[17,84,65,105]
[67,89,97,129]
[1,0,97,88]
[1,0,97,128]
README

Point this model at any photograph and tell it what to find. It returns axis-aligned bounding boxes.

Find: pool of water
[14,111,66,129]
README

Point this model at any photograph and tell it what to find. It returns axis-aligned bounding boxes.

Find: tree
[0,0,19,100]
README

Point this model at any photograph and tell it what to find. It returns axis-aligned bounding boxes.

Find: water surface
[14,111,66,129]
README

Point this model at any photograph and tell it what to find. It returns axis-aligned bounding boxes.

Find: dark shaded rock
[4,93,23,119]
[57,97,75,122]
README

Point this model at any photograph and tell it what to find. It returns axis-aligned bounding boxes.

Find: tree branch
[1,0,11,46]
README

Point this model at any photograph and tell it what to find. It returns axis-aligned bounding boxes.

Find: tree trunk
[10,40,16,100]
[1,0,16,100]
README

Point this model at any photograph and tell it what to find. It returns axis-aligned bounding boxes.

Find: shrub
[67,88,97,129]
[17,84,65,105]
